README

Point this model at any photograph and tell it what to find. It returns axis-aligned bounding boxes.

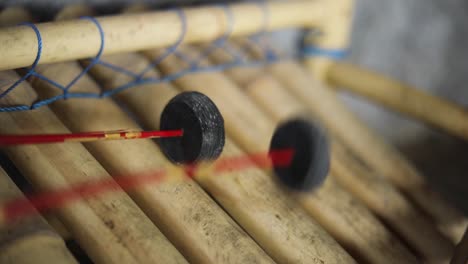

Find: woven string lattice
[0,5,346,112]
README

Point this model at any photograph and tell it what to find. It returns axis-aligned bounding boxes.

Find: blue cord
[302,45,349,60]
[0,9,296,113]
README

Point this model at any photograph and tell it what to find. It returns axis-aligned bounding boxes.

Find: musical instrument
[0,1,467,263]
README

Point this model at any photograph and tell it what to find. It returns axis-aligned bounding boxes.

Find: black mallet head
[159,91,225,164]
[270,118,330,191]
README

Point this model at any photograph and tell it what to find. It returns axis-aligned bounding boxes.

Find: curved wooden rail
[0,0,324,71]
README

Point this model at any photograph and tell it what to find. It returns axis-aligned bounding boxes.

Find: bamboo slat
[28,61,273,264]
[0,0,325,71]
[86,50,355,263]
[327,61,468,141]
[0,167,77,264]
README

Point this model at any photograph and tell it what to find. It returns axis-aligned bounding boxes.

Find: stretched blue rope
[302,45,349,60]
[0,8,294,113]
[64,16,105,95]
[136,8,188,80]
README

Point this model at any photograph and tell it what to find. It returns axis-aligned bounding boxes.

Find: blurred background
[346,0,468,214]
[1,0,467,213]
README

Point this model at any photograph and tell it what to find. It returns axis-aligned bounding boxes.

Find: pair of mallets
[0,91,330,192]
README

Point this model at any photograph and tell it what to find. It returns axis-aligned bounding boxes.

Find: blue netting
[0,4,347,112]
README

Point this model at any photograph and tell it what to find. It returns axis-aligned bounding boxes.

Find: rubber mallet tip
[159,91,225,164]
[270,118,330,191]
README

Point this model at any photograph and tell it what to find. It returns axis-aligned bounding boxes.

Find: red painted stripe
[1,149,293,224]
[214,148,294,173]
[4,170,167,223]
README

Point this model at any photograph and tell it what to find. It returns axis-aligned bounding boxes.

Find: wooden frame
[0,0,325,71]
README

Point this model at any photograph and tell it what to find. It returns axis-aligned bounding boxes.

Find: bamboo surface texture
[86,50,355,264]
[0,167,77,264]
[327,61,468,141]
[207,44,452,263]
[0,0,325,71]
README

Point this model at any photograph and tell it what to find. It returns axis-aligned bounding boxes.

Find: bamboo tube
[0,8,187,264]
[85,51,356,264]
[451,228,468,264]
[28,62,273,264]
[0,167,77,264]
[206,45,451,262]
[268,59,467,243]
[144,45,421,263]
[0,0,326,71]
[327,61,468,141]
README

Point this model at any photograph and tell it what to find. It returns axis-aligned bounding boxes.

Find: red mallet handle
[0,129,183,145]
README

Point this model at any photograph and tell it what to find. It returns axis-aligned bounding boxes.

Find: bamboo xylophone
[1,1,468,264]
